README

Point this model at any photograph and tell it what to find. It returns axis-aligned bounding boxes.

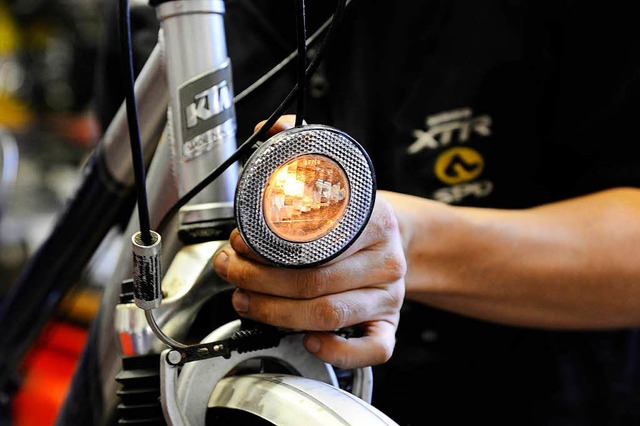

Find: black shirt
[225,1,640,424]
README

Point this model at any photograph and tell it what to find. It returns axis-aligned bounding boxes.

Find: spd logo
[434,147,484,185]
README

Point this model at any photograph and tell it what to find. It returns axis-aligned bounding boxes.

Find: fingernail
[230,233,241,248]
[305,335,321,353]
[230,233,251,256]
[213,251,228,276]
[233,289,249,313]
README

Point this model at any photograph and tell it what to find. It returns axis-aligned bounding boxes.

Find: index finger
[254,115,301,137]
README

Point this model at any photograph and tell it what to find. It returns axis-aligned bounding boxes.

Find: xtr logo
[406,107,495,204]
[185,81,233,129]
[407,108,491,154]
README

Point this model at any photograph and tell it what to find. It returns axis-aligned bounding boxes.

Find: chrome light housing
[235,124,376,267]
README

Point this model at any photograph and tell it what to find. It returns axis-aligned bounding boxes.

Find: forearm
[381,188,640,329]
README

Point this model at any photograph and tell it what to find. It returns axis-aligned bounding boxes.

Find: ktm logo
[185,80,233,129]
[434,147,484,185]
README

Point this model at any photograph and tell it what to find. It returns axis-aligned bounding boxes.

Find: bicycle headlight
[235,124,375,267]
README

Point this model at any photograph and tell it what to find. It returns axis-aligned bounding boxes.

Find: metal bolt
[167,350,183,365]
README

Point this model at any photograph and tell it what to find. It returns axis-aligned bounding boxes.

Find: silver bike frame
[92,1,388,424]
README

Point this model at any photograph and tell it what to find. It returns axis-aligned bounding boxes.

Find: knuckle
[260,305,279,325]
[316,299,349,330]
[229,259,251,288]
[254,298,289,326]
[294,269,326,298]
[330,353,351,370]
[374,200,400,236]
[384,284,405,310]
[370,326,397,365]
[377,340,395,364]
[382,251,407,283]
[394,285,406,307]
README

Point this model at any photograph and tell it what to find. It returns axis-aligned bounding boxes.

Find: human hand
[213,116,406,369]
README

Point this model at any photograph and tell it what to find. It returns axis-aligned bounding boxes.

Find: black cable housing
[233,6,335,106]
[294,0,308,126]
[118,0,153,245]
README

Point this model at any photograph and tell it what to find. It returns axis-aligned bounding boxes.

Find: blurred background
[1,0,111,424]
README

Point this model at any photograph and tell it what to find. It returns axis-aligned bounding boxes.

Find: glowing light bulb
[263,155,349,243]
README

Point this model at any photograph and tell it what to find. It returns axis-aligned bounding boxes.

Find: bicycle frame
[1,1,396,424]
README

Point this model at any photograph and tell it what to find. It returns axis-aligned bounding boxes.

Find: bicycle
[0,0,397,424]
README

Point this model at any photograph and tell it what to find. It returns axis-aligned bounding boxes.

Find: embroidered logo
[407,108,494,204]
[434,147,484,185]
[407,107,491,154]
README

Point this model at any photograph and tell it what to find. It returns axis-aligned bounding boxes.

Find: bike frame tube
[90,2,242,421]
[156,0,239,226]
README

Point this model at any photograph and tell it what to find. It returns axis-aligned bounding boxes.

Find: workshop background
[1,0,109,424]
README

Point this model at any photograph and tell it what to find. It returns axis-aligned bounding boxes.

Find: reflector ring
[235,125,376,268]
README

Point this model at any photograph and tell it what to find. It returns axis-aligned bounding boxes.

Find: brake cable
[119,0,349,363]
